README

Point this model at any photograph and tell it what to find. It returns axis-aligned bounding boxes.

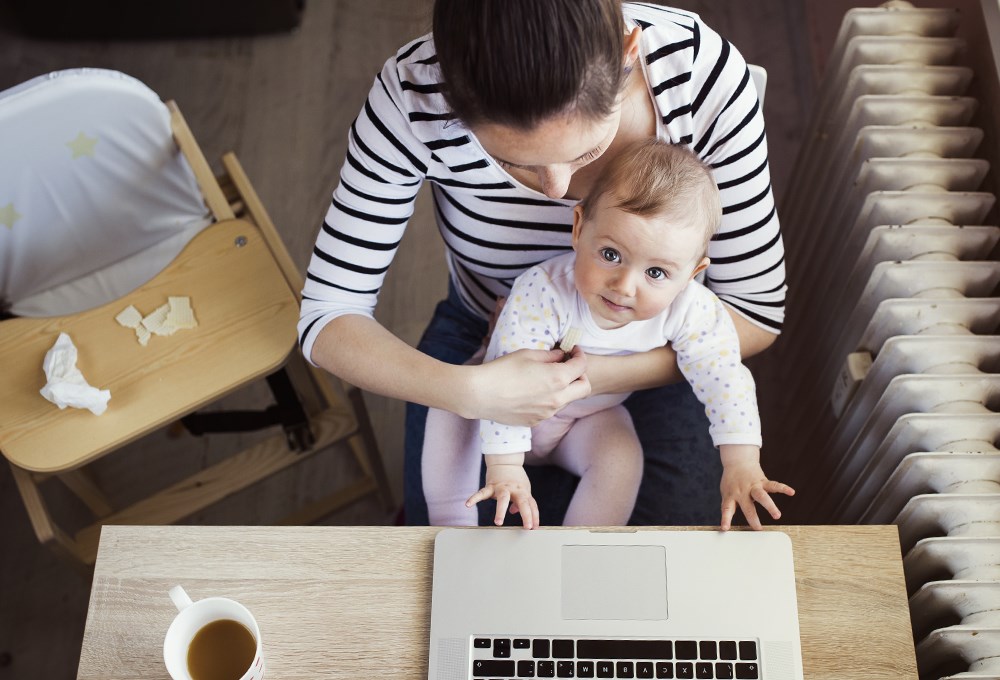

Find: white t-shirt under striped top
[298,3,786,364]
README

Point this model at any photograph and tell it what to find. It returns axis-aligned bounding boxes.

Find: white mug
[163,585,265,680]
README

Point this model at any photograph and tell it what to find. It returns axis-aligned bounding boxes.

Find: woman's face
[472,107,622,200]
[470,28,645,200]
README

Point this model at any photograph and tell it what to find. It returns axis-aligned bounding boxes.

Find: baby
[422,138,793,529]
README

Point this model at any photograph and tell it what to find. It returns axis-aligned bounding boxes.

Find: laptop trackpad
[561,545,668,620]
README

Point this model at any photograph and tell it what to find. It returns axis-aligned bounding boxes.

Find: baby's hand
[466,455,540,529]
[719,444,795,531]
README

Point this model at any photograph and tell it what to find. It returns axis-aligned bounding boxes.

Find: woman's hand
[464,346,591,426]
[719,444,795,531]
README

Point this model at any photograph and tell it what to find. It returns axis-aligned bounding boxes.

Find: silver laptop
[428,528,803,680]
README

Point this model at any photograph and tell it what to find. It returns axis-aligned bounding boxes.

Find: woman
[299,0,785,526]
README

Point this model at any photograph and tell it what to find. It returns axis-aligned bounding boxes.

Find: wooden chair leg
[218,152,301,295]
[346,390,396,512]
[57,468,113,518]
[220,150,396,514]
[10,464,88,565]
[283,351,327,418]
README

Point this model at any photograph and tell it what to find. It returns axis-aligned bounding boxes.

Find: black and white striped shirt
[299,3,786,362]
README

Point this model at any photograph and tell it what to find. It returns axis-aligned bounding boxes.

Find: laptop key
[714,662,734,679]
[515,639,532,649]
[655,661,674,679]
[475,638,492,649]
[538,660,555,678]
[596,661,614,678]
[675,662,694,679]
[495,639,512,658]
[675,641,697,660]
[616,661,634,678]
[473,659,515,677]
[533,640,551,659]
[695,662,713,679]
[636,661,654,678]
[557,660,575,678]
[553,640,575,659]
[518,660,536,678]
[718,642,737,661]
[699,641,717,661]
[577,661,594,678]
[576,640,673,660]
[734,663,758,679]
[738,642,757,661]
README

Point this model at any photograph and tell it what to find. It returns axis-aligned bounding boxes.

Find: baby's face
[572,199,708,330]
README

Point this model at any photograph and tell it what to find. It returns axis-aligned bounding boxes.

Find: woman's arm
[311,314,591,425]
[585,305,778,395]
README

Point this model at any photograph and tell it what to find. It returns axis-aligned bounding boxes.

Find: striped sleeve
[298,50,433,364]
[686,20,786,332]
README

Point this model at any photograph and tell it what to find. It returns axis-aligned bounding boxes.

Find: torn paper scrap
[118,296,198,345]
[141,303,174,336]
[39,332,111,415]
[114,305,142,329]
[165,296,197,330]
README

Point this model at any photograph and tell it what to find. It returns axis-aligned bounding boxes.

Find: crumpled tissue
[39,332,111,416]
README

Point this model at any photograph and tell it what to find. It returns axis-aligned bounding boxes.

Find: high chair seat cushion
[0,68,211,317]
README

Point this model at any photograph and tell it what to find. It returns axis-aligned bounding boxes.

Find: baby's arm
[672,286,793,529]
[466,453,540,529]
[474,267,571,529]
[718,444,794,530]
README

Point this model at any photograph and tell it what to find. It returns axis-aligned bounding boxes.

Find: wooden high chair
[0,69,393,565]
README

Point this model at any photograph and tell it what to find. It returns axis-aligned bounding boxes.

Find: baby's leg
[548,405,643,526]
[422,407,481,526]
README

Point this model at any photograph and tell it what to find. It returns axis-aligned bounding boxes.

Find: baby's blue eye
[600,248,620,263]
[647,267,667,280]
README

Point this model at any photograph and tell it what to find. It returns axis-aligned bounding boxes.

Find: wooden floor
[0,1,839,677]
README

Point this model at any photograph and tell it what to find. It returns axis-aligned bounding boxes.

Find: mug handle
[168,585,193,612]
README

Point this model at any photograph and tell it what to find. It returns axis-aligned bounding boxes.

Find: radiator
[766,2,1000,678]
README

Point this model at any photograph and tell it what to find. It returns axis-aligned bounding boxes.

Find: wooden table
[78,525,918,679]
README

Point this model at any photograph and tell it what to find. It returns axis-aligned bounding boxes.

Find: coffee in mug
[187,618,257,680]
[164,586,265,680]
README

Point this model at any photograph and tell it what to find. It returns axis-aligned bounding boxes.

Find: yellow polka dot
[0,203,21,229]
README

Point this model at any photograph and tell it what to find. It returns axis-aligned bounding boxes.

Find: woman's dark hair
[433,0,627,129]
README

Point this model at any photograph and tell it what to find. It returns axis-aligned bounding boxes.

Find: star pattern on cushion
[0,202,21,229]
[66,131,98,159]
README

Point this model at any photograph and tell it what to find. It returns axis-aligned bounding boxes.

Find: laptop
[427,528,803,680]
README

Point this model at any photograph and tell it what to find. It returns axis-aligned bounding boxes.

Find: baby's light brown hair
[578,138,722,255]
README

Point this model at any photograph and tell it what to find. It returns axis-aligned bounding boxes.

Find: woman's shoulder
[379,33,447,116]
[625,3,737,72]
[622,3,717,47]
[623,3,703,31]
[376,32,476,145]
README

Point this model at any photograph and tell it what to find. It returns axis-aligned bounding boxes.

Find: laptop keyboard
[470,637,759,679]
